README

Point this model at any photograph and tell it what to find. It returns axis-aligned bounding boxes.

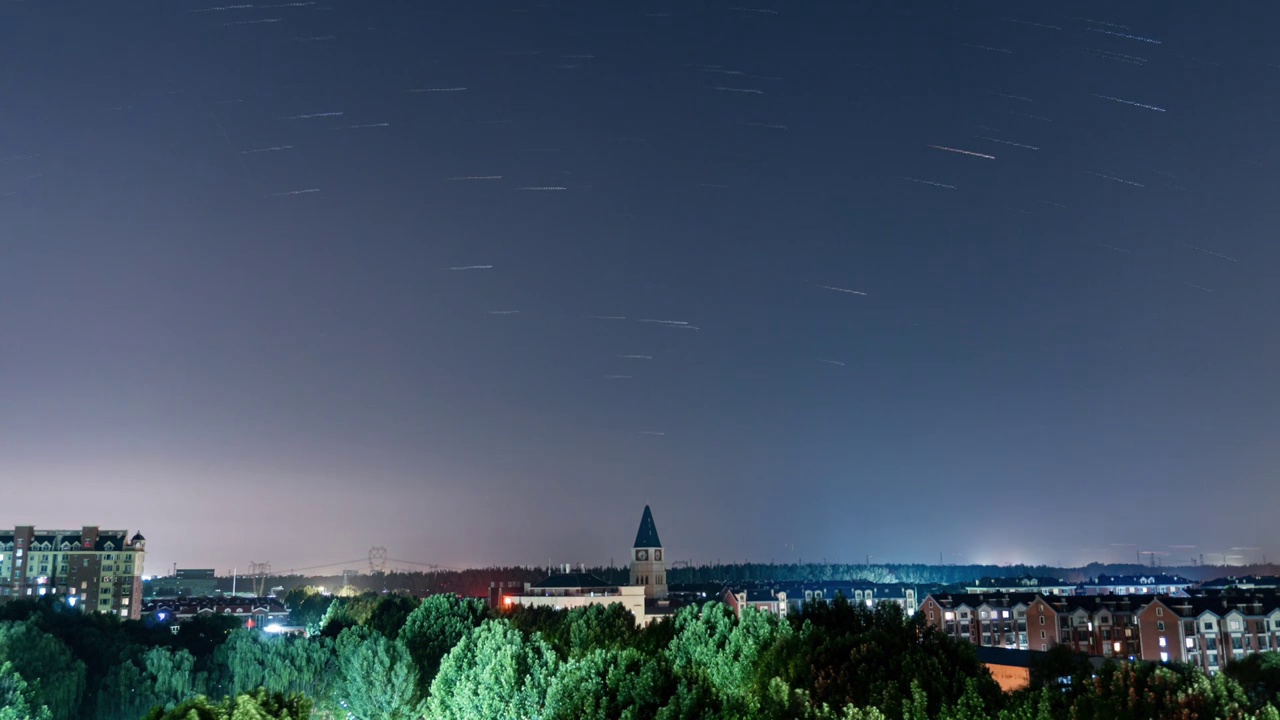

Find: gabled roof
[743,588,781,603]
[633,505,662,548]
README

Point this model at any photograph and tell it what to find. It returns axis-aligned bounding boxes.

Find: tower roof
[633,505,662,548]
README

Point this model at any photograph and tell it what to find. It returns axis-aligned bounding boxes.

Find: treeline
[6,591,1280,719]
[241,561,1280,598]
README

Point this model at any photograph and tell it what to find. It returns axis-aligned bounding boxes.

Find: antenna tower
[368,546,388,574]
[247,561,271,597]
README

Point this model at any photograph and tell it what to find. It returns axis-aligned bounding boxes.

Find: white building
[504,506,674,624]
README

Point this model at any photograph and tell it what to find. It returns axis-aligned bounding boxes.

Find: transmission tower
[247,561,271,597]
[368,546,388,574]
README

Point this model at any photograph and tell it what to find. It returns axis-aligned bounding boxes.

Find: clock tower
[630,505,667,599]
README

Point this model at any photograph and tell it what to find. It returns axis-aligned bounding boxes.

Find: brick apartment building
[0,526,147,619]
[924,590,1280,673]
[1137,594,1280,674]
[921,592,1144,659]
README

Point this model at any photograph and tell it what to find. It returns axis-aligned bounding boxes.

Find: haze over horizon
[3,0,1278,575]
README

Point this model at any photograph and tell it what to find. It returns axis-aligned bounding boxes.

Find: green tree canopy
[397,594,488,696]
[544,646,672,720]
[1228,652,1280,709]
[331,626,423,720]
[426,619,559,720]
[0,660,52,720]
[94,646,206,720]
[0,619,86,720]
[282,588,334,635]
[141,689,311,720]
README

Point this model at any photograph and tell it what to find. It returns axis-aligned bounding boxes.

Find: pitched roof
[633,505,662,548]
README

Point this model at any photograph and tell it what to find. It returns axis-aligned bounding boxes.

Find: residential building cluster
[139,597,290,632]
[0,526,146,619]
[920,587,1280,675]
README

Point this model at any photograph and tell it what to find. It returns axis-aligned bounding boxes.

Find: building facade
[142,597,289,632]
[0,526,147,619]
[1080,574,1193,597]
[505,571,648,620]
[1136,595,1280,674]
[921,592,1144,659]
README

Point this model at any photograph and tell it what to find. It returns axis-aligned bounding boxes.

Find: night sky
[3,0,1278,575]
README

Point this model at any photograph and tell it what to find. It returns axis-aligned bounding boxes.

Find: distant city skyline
[4,1,1278,572]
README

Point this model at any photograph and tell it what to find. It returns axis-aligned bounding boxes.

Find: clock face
[654,550,663,561]
[636,550,648,561]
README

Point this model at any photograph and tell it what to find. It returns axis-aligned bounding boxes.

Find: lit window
[1186,638,1195,649]
[1002,610,1009,619]
[1229,620,1241,631]
[1113,641,1122,652]
[944,611,954,621]
[1159,637,1167,647]
[1160,652,1169,662]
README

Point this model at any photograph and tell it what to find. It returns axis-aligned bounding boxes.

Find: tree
[282,587,334,634]
[938,679,994,720]
[94,646,206,720]
[0,620,86,720]
[317,593,382,638]
[332,626,423,720]
[1227,652,1280,709]
[544,647,672,720]
[173,614,244,662]
[365,594,420,639]
[560,603,638,659]
[215,630,335,702]
[397,594,488,695]
[762,598,1000,718]
[1066,660,1255,720]
[0,661,52,720]
[141,689,312,720]
[427,619,559,720]
[664,602,792,714]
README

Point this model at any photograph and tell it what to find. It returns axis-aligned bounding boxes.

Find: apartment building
[1136,594,1280,675]
[920,592,1143,659]
[722,581,931,619]
[920,593,1037,650]
[1080,574,1193,597]
[962,576,1077,596]
[0,526,147,619]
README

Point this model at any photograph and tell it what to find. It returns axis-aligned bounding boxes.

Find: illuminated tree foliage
[397,594,489,696]
[140,689,311,720]
[94,647,206,720]
[331,626,423,720]
[0,660,53,720]
[426,619,558,720]
[0,620,86,720]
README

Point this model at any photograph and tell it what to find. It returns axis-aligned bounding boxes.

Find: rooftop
[633,505,662,549]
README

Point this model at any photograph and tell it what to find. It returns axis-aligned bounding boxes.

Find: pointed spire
[633,505,662,548]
